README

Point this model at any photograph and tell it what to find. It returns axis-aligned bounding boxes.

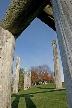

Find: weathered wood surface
[37,10,55,31]
[37,2,55,31]
[0,27,15,108]
[13,56,20,93]
[0,0,55,38]
[51,0,72,108]
[52,40,62,89]
[24,67,31,90]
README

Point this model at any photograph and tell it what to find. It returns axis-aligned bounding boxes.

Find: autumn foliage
[31,69,39,83]
[30,65,54,84]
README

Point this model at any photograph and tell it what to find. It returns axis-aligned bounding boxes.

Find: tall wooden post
[13,56,20,93]
[0,27,15,108]
[51,0,72,107]
[24,67,31,90]
[52,40,62,89]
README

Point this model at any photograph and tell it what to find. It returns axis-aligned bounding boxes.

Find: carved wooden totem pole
[52,40,62,89]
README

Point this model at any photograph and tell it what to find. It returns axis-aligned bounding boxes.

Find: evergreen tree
[18,68,24,90]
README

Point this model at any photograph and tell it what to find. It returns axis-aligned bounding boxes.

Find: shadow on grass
[28,88,66,95]
[11,95,20,108]
[11,94,37,108]
[37,87,55,89]
[25,94,36,108]
[12,88,66,108]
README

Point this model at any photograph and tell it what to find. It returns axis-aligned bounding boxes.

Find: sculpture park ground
[0,0,72,108]
[11,83,68,108]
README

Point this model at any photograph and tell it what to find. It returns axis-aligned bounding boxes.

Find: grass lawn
[11,83,68,108]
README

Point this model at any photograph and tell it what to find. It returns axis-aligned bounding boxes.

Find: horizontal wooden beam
[0,0,51,38]
[37,10,55,31]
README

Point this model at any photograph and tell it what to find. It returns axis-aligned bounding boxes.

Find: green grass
[11,83,68,108]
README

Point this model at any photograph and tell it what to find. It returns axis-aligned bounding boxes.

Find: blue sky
[0,0,64,81]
